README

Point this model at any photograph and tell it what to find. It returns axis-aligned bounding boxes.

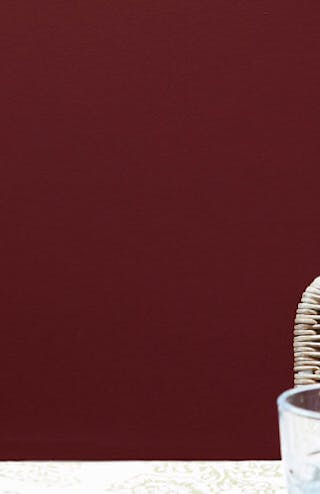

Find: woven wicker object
[294,276,320,386]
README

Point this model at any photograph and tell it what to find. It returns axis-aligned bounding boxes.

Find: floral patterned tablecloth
[0,460,286,493]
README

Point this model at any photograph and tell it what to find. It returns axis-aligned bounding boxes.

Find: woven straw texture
[294,276,320,386]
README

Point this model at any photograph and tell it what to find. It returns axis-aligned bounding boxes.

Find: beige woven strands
[294,276,320,386]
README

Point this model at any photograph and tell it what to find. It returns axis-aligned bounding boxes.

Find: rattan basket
[294,276,320,386]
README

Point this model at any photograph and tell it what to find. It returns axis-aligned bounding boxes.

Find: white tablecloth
[0,460,286,493]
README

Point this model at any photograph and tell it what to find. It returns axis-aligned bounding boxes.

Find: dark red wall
[0,1,319,460]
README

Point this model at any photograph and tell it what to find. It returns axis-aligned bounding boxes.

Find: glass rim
[278,384,320,420]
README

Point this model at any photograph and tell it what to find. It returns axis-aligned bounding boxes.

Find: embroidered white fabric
[0,460,286,493]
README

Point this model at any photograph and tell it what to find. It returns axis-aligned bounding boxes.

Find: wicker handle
[294,276,320,386]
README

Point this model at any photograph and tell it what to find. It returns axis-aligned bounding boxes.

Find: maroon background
[0,1,319,460]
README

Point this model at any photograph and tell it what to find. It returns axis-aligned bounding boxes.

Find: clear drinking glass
[278,385,320,494]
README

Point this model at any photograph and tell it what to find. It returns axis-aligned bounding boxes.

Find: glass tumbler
[278,385,320,494]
